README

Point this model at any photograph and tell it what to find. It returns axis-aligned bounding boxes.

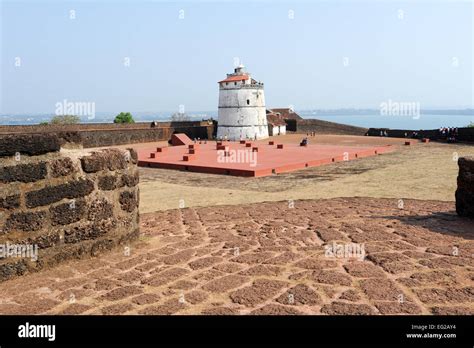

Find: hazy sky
[1,0,472,115]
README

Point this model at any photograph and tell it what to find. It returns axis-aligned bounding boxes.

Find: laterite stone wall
[455,157,474,218]
[0,133,140,281]
[0,121,215,148]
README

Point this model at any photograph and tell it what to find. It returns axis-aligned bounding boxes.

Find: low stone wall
[367,127,474,142]
[295,119,368,136]
[0,121,215,148]
[81,125,211,148]
[0,133,140,281]
[455,157,474,218]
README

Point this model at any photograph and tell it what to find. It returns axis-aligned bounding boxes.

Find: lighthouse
[217,65,269,141]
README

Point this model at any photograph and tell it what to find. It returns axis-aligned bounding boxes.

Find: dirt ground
[0,197,472,315]
[124,135,474,213]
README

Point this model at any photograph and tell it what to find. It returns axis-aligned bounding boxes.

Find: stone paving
[0,197,472,315]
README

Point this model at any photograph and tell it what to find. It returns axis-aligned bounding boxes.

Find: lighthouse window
[247,99,250,105]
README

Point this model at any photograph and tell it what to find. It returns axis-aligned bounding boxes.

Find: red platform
[138,140,395,177]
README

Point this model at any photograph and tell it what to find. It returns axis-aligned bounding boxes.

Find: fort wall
[0,133,140,281]
[0,121,214,148]
[456,157,474,218]
[295,119,368,136]
[367,127,474,142]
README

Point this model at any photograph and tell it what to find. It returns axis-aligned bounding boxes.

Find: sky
[0,0,473,115]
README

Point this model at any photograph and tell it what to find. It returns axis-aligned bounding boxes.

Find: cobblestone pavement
[0,197,472,315]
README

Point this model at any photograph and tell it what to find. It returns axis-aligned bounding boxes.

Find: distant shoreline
[1,109,472,129]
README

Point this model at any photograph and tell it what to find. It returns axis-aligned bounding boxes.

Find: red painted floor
[137,141,395,177]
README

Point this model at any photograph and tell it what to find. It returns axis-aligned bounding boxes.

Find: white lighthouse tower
[217,65,269,141]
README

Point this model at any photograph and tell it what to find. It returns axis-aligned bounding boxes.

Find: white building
[217,65,269,141]
[266,110,287,136]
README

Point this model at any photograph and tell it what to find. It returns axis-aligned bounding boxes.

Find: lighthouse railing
[220,83,264,89]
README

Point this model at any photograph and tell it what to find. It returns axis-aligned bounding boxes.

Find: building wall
[268,125,275,136]
[285,119,297,132]
[217,86,269,140]
[268,125,286,136]
[0,133,140,282]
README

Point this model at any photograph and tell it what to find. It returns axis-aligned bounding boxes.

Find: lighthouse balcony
[241,83,264,88]
[220,83,264,90]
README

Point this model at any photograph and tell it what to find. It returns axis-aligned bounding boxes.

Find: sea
[1,110,473,130]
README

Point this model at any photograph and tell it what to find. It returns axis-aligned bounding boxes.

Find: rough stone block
[25,232,61,249]
[3,211,47,232]
[0,162,47,183]
[25,178,94,208]
[50,199,86,226]
[98,175,117,190]
[119,191,138,212]
[0,194,20,210]
[64,221,115,244]
[87,198,114,222]
[0,134,60,157]
[80,149,128,173]
[50,158,75,178]
[0,260,28,282]
[121,172,139,187]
